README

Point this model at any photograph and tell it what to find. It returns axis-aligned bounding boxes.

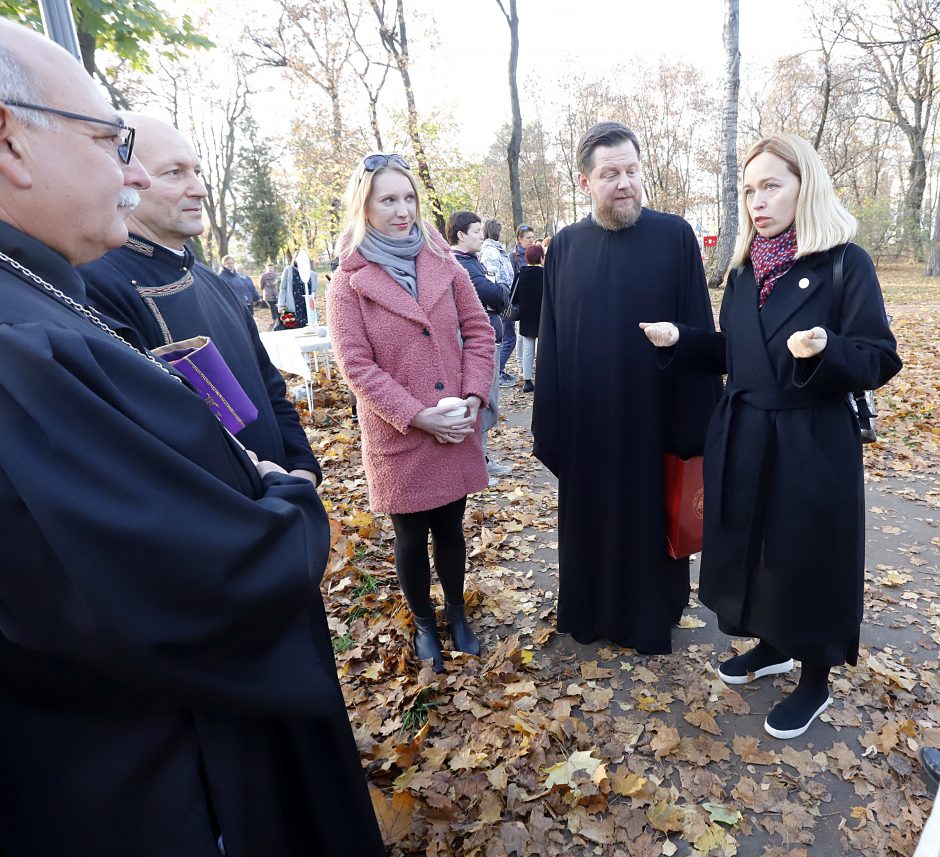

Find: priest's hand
[410,405,475,445]
[289,468,320,487]
[245,449,290,478]
[787,326,828,358]
[639,322,679,347]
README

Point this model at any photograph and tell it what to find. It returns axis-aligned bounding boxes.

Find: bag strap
[508,271,521,305]
[829,244,875,429]
[830,244,849,335]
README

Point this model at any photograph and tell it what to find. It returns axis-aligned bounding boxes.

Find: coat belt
[712,386,843,567]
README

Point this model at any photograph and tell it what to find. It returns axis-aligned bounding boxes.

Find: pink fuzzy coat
[327,228,496,514]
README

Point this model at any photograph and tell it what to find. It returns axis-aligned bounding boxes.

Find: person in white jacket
[480,219,515,292]
[480,220,519,387]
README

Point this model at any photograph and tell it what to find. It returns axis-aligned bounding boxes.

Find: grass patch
[401,689,440,732]
[346,605,371,623]
[352,571,380,598]
[332,632,355,654]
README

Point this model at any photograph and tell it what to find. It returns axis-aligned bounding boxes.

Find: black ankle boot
[446,601,481,656]
[412,612,443,672]
[717,640,793,685]
[764,665,832,740]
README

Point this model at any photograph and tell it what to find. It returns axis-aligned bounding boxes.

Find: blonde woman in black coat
[641,133,901,740]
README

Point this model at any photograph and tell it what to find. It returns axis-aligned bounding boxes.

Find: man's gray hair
[576,121,641,176]
[0,43,53,130]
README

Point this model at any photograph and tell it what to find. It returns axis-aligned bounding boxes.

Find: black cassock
[0,222,384,856]
[79,235,320,479]
[532,212,721,653]
[668,243,901,666]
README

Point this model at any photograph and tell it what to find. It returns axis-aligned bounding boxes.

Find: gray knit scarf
[358,225,425,299]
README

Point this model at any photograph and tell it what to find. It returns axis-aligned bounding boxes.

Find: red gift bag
[663,454,705,559]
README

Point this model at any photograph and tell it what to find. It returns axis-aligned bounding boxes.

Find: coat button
[798,277,810,289]
[422,328,431,336]
[435,382,444,391]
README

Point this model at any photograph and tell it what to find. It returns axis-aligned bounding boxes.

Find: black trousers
[390,496,467,616]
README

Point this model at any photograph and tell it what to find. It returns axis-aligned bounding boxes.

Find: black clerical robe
[532,211,721,653]
[79,235,320,480]
[0,221,384,856]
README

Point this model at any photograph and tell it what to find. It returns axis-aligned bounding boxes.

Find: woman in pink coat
[327,154,496,672]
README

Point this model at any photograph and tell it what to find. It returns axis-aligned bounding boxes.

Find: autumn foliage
[276,264,939,855]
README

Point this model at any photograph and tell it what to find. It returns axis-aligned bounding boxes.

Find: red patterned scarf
[750,224,797,309]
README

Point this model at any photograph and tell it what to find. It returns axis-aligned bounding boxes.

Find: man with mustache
[532,121,720,654]
[80,114,321,485]
[0,21,382,855]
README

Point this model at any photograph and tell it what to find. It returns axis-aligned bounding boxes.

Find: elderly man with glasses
[0,21,383,857]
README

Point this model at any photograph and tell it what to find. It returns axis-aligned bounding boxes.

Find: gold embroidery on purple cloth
[180,356,245,428]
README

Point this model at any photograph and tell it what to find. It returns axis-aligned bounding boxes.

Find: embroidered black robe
[79,235,320,479]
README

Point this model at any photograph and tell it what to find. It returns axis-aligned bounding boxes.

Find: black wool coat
[671,243,901,665]
[0,222,384,857]
[511,264,544,339]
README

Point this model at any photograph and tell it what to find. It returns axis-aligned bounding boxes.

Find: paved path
[485,384,938,856]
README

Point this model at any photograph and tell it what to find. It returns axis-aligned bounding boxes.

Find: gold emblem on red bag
[693,487,705,520]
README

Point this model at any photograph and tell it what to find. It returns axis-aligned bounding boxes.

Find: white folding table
[259,327,333,405]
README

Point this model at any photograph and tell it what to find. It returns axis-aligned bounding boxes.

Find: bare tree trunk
[849,0,938,261]
[903,131,929,257]
[806,5,846,151]
[186,61,250,264]
[343,0,391,151]
[496,0,523,229]
[369,0,446,232]
[707,0,740,289]
[75,24,95,76]
[74,22,130,107]
[252,1,352,243]
[813,54,832,150]
[927,182,940,275]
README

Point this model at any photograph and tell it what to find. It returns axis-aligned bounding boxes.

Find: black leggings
[390,496,467,616]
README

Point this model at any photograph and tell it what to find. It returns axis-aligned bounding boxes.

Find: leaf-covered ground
[270,263,939,856]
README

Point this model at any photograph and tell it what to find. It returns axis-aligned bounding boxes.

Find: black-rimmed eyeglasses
[363,153,410,172]
[3,101,136,165]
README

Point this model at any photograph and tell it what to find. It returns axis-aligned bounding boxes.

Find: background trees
[0,0,210,107]
[237,116,288,265]
[7,0,940,274]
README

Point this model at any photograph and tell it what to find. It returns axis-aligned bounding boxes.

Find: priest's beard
[592,197,641,231]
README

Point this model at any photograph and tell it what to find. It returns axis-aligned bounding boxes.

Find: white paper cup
[437,396,467,418]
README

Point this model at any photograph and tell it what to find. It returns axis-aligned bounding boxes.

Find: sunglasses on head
[363,153,410,172]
